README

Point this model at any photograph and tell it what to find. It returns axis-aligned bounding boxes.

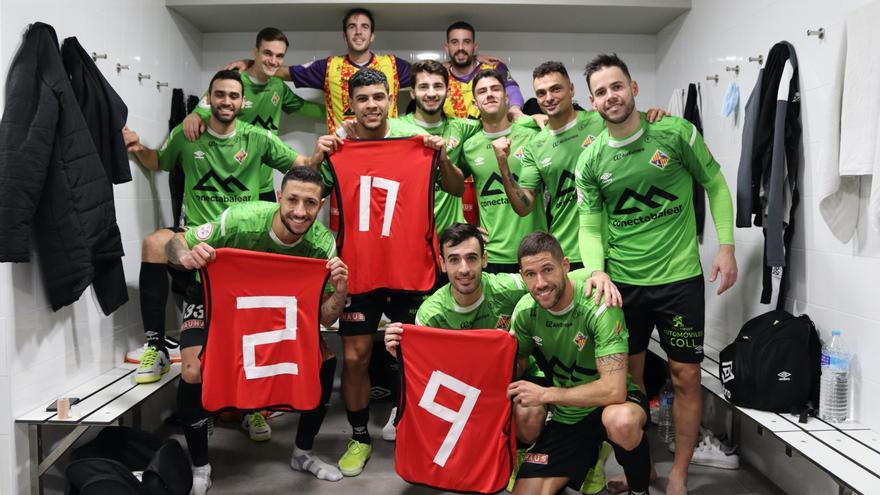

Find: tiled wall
[0,1,203,493]
[657,0,878,492]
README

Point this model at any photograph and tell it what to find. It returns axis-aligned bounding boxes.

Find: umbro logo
[532,336,543,347]
[600,172,613,185]
[242,99,254,109]
[193,151,206,160]
[540,157,552,168]
[474,156,485,166]
[777,371,792,381]
[721,361,734,383]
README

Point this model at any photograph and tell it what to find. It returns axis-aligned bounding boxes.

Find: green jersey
[575,115,721,285]
[158,120,298,226]
[512,277,633,424]
[196,72,320,193]
[185,201,336,292]
[416,272,525,330]
[395,114,482,237]
[519,111,606,263]
[459,123,547,263]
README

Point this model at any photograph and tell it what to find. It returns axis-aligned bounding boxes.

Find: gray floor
[168,399,786,495]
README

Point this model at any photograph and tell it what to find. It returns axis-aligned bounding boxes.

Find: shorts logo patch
[271,92,280,106]
[514,146,525,160]
[649,149,670,169]
[234,149,248,164]
[496,314,511,330]
[181,319,205,330]
[582,134,596,148]
[341,312,366,322]
[195,223,213,240]
[193,150,206,160]
[524,453,548,465]
[573,331,587,351]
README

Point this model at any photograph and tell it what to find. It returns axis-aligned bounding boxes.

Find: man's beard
[211,106,237,123]
[415,98,443,116]
[451,50,473,69]
[598,97,635,125]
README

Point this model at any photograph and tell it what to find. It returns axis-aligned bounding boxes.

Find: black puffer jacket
[0,22,127,314]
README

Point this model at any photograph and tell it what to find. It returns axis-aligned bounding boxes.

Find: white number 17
[359,176,400,237]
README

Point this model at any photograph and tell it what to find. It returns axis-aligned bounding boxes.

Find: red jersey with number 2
[201,248,327,412]
[395,324,517,494]
[328,137,438,295]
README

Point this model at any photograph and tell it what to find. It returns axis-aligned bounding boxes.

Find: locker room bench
[647,336,880,495]
[15,362,181,495]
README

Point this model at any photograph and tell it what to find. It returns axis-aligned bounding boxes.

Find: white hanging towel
[820,0,880,240]
[667,88,685,117]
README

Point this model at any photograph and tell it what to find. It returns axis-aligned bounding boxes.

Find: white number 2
[237,296,298,379]
[359,176,400,237]
[418,370,481,467]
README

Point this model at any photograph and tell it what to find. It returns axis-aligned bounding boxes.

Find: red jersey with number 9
[200,248,327,412]
[395,324,517,494]
[327,137,439,295]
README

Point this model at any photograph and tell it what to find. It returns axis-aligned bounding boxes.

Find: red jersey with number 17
[200,248,327,412]
[327,137,439,295]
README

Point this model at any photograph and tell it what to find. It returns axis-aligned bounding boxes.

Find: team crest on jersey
[582,134,597,148]
[446,136,459,151]
[195,223,213,240]
[573,331,588,351]
[272,92,280,106]
[496,315,511,330]
[242,99,253,109]
[649,149,670,169]
[234,149,248,164]
[513,146,525,160]
[193,150,206,160]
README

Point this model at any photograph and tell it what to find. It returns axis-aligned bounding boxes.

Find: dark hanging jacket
[683,83,707,238]
[735,41,802,307]
[0,22,127,314]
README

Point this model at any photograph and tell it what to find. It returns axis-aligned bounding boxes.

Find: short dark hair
[533,61,569,81]
[446,21,475,40]
[343,8,375,33]
[256,27,289,48]
[412,60,449,83]
[472,69,506,93]
[518,232,564,263]
[208,70,243,95]
[349,68,389,95]
[280,166,325,195]
[584,53,632,92]
[439,223,485,257]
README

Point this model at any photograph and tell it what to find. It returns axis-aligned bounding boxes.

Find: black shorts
[179,280,206,349]
[518,390,648,488]
[484,262,518,274]
[618,275,705,363]
[338,290,424,337]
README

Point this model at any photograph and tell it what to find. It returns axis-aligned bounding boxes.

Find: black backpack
[719,309,821,419]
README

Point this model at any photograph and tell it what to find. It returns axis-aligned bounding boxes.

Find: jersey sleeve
[589,302,629,359]
[574,147,604,215]
[183,206,237,248]
[677,120,721,185]
[193,94,211,119]
[260,131,299,171]
[496,62,524,108]
[290,59,327,89]
[518,144,542,190]
[281,84,305,114]
[445,118,481,167]
[493,273,528,312]
[157,126,185,172]
[511,295,535,358]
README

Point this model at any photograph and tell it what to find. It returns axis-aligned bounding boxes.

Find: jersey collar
[269,228,303,248]
[452,292,485,313]
[547,297,575,316]
[548,114,579,136]
[243,71,267,87]
[482,126,512,139]
[206,126,236,140]
[414,117,445,129]
[608,114,647,148]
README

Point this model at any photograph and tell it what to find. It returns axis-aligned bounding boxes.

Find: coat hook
[137,72,151,82]
[116,63,130,73]
[91,52,107,61]
[706,74,719,83]
[748,55,764,65]
[807,27,825,39]
[156,81,169,90]
[725,65,740,75]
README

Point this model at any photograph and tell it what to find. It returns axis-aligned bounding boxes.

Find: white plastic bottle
[819,330,851,422]
[658,379,676,443]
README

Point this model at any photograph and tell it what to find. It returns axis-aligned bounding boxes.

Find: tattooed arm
[491,137,537,216]
[509,352,629,408]
[320,257,348,328]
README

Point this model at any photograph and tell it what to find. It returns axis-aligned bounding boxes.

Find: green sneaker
[507,448,527,492]
[338,439,372,476]
[580,441,612,494]
[242,412,271,442]
[135,346,170,384]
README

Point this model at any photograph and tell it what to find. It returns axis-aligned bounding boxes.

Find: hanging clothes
[735,41,802,308]
[667,88,685,117]
[819,0,880,241]
[721,81,740,118]
[683,83,707,238]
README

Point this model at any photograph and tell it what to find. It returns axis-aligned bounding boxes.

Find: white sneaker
[290,447,343,481]
[691,436,740,469]
[190,463,212,495]
[126,338,181,363]
[668,426,716,453]
[134,347,171,384]
[382,407,397,441]
[242,412,271,442]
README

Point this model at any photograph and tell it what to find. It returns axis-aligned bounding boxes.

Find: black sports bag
[719,309,821,418]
